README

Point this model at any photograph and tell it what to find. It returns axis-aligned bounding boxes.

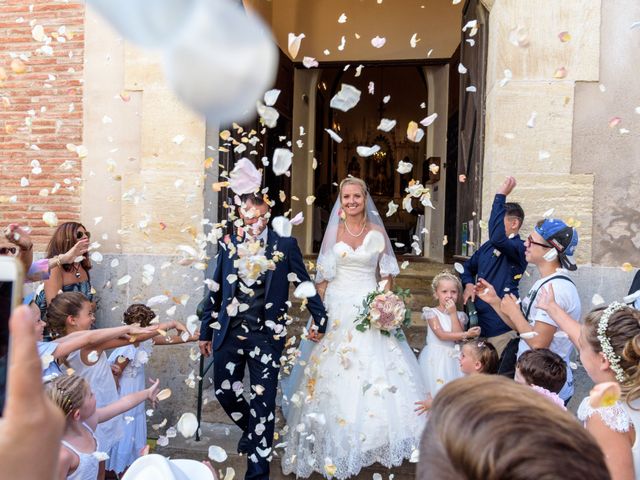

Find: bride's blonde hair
[339,177,369,224]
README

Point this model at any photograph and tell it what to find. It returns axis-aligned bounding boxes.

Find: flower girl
[419,271,480,396]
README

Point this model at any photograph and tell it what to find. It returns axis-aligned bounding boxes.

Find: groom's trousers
[213,323,284,480]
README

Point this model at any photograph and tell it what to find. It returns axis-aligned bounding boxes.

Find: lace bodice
[577,396,631,433]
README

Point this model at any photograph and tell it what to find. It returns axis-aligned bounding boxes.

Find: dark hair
[418,376,611,480]
[45,222,91,273]
[123,304,155,327]
[239,193,267,206]
[516,348,567,393]
[463,338,499,374]
[505,202,524,226]
[46,291,91,337]
[583,305,640,405]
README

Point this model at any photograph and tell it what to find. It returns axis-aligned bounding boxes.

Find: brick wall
[0,0,84,248]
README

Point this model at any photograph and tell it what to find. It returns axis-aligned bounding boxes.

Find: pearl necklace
[344,220,366,237]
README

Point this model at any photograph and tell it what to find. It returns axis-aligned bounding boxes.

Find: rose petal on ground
[177,412,198,438]
[377,118,396,132]
[208,445,228,462]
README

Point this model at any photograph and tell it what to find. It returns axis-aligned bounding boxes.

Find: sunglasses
[0,246,17,255]
[76,230,91,240]
[527,235,551,249]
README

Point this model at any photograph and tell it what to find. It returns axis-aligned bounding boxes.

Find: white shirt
[517,271,582,401]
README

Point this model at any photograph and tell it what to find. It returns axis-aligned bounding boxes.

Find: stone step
[154,422,417,480]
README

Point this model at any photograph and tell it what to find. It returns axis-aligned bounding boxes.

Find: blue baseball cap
[535,219,579,271]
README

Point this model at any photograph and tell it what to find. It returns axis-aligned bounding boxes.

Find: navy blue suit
[199,229,327,480]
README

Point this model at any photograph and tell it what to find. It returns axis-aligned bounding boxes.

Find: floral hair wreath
[597,302,628,383]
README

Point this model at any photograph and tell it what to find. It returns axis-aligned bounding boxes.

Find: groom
[199,193,328,480]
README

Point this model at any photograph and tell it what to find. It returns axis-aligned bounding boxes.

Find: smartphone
[0,256,24,414]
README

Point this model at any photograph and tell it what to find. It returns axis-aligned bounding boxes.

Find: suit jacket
[199,229,328,351]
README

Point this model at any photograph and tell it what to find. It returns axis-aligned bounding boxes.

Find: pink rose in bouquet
[369,291,406,332]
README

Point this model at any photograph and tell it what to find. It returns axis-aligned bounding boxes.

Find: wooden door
[456,0,489,255]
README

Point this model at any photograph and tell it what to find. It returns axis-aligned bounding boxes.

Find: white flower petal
[294,281,317,299]
[330,84,361,112]
[362,230,385,254]
[42,211,59,227]
[371,36,386,48]
[272,148,293,176]
[229,158,262,195]
[377,118,396,132]
[397,160,413,174]
[356,145,380,157]
[288,32,305,59]
[177,412,199,438]
[325,128,343,143]
[263,89,280,107]
[386,201,398,217]
[208,445,228,462]
[271,216,293,237]
[420,112,438,127]
[302,56,318,68]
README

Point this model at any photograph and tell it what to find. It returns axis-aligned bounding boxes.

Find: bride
[280,177,427,479]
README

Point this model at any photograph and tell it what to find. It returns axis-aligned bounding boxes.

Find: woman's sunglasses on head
[0,246,17,255]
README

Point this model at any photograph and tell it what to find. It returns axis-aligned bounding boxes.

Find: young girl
[419,270,480,396]
[108,304,199,474]
[46,373,160,480]
[46,292,186,474]
[537,286,640,480]
[514,348,567,410]
[416,338,497,415]
[28,297,156,381]
[458,338,499,376]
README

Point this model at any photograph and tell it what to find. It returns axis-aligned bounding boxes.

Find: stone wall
[481,0,601,265]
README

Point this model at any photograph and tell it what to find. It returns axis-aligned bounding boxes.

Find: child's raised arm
[91,378,160,429]
[53,324,156,359]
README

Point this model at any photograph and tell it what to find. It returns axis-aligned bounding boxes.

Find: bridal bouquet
[355,288,412,341]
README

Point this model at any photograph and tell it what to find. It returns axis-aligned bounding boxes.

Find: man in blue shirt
[460,176,527,356]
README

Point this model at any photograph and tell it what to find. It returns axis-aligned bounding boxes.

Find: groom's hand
[199,340,212,357]
[308,330,324,343]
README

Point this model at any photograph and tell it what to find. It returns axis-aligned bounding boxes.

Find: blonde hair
[339,177,369,223]
[46,374,89,417]
[582,305,640,406]
[418,375,610,480]
[431,270,463,302]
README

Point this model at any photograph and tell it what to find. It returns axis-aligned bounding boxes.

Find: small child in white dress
[418,271,480,397]
[46,292,185,474]
[45,373,160,480]
[108,304,199,474]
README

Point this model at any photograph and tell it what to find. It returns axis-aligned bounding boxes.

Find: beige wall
[572,0,640,267]
[82,7,206,255]
[481,0,600,265]
[248,0,462,61]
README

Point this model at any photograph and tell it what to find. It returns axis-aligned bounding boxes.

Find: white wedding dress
[281,231,427,479]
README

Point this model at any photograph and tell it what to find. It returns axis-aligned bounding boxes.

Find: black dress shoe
[237,433,251,454]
